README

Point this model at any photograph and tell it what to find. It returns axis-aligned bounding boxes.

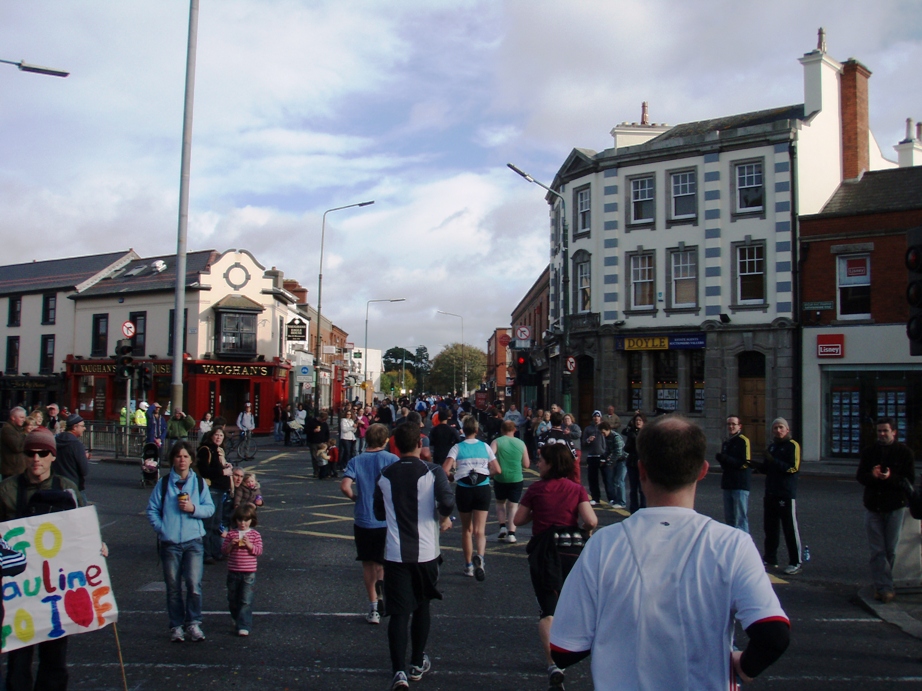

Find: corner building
[541,37,894,452]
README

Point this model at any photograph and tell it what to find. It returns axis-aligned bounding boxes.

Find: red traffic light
[517,355,526,366]
[907,246,922,272]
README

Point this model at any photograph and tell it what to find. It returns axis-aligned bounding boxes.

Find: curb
[856,584,922,640]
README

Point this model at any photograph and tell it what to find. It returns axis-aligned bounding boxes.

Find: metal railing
[84,421,148,459]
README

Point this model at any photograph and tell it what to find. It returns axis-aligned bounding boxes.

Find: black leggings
[387,599,430,675]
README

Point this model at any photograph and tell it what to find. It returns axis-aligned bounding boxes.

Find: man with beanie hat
[753,417,803,575]
[55,414,90,501]
[0,427,95,690]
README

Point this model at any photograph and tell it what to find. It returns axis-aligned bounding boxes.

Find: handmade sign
[0,505,117,652]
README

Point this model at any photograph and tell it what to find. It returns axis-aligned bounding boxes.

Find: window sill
[666,217,698,229]
[728,303,770,313]
[572,231,591,241]
[623,308,659,317]
[6,323,20,328]
[830,317,875,325]
[664,307,701,316]
[730,209,766,222]
[626,221,655,232]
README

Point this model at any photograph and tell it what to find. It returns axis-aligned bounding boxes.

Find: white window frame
[737,244,765,304]
[671,170,697,220]
[576,258,591,313]
[735,161,764,213]
[630,176,655,224]
[630,253,655,310]
[574,185,591,236]
[671,249,698,308]
[837,254,871,320]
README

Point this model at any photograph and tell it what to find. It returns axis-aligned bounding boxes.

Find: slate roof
[811,166,922,217]
[0,251,133,295]
[650,104,806,143]
[73,250,219,298]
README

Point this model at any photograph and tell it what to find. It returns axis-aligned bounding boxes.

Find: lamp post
[365,298,405,402]
[508,163,570,411]
[0,58,69,78]
[314,200,375,413]
[437,311,465,397]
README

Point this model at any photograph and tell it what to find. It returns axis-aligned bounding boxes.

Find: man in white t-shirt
[550,414,790,690]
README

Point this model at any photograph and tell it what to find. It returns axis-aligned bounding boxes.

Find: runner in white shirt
[550,415,790,690]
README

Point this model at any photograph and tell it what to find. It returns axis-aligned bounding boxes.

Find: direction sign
[515,325,531,341]
[564,356,576,373]
[121,321,136,338]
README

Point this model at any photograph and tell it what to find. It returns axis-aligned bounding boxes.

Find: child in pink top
[221,503,263,636]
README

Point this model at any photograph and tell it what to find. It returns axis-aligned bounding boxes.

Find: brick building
[509,266,550,410]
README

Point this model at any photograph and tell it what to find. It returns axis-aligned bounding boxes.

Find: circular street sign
[565,356,576,372]
[499,334,511,347]
[300,366,310,376]
[515,325,531,341]
[121,321,136,338]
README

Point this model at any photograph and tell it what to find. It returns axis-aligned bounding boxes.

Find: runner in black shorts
[491,420,530,543]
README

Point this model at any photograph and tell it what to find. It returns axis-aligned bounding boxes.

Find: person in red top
[221,503,264,636]
[514,443,597,691]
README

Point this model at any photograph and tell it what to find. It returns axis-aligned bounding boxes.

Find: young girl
[221,503,263,637]
[233,472,264,508]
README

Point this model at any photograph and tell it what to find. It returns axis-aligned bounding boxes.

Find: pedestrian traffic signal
[906,226,922,356]
[115,339,135,382]
[138,362,154,391]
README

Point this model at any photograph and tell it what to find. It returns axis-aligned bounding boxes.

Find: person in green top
[166,407,197,444]
[490,420,530,543]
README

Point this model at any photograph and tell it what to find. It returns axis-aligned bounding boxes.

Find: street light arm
[0,58,69,78]
[507,163,564,206]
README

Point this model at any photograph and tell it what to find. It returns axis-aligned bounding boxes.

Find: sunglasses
[25,449,53,458]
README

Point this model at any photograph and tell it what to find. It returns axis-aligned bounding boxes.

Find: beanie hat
[593,410,602,417]
[24,428,56,455]
[65,414,84,430]
[771,417,789,429]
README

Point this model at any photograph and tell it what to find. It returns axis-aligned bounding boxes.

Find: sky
[1,0,920,358]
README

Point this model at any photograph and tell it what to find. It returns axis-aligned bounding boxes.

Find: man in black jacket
[856,417,915,603]
[755,418,802,576]
[716,415,751,533]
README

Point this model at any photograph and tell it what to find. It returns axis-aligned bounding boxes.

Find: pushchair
[288,419,304,446]
[141,442,161,487]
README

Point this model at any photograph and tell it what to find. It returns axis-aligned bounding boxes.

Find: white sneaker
[497,526,508,541]
[237,629,249,637]
[612,502,626,509]
[463,563,474,577]
[472,554,485,582]
[170,626,184,643]
[185,623,205,642]
[506,532,517,544]
[366,609,381,624]
[589,500,598,506]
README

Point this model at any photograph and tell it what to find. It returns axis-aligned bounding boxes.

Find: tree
[415,345,431,392]
[430,343,487,396]
[380,370,417,397]
[383,347,415,377]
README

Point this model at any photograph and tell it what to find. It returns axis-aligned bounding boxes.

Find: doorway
[577,355,595,427]
[738,351,766,450]
[220,379,249,426]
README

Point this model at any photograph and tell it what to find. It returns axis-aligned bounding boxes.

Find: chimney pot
[817,27,826,53]
[917,122,922,141]
[641,102,649,126]
[906,118,914,142]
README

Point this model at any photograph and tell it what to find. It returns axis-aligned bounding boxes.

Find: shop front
[0,374,64,418]
[66,357,290,433]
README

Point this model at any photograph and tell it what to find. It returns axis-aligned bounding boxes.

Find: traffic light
[115,339,135,382]
[138,362,154,391]
[906,226,922,356]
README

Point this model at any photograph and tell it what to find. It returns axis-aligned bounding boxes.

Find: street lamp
[508,163,571,410]
[365,298,405,401]
[314,200,375,413]
[437,310,466,397]
[0,58,69,78]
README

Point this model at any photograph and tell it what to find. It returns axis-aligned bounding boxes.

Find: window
[690,349,705,413]
[40,335,55,374]
[838,255,871,318]
[654,350,679,411]
[671,170,697,219]
[216,312,257,357]
[629,252,655,310]
[670,249,698,308]
[736,162,763,212]
[627,351,643,410]
[41,294,57,325]
[91,314,108,357]
[552,204,561,247]
[5,336,19,374]
[129,311,147,356]
[737,244,765,304]
[168,309,189,356]
[7,296,20,327]
[574,185,591,236]
[630,176,655,224]
[573,251,591,314]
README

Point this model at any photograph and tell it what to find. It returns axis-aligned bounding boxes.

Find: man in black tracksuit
[756,417,802,575]
[715,415,751,533]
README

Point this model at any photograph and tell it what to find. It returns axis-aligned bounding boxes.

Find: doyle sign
[0,506,117,652]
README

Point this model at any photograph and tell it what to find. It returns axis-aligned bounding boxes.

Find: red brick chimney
[840,58,871,179]
[283,279,308,304]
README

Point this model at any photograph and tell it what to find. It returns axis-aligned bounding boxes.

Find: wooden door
[577,355,595,427]
[739,377,766,450]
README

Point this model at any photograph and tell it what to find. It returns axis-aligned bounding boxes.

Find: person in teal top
[491,420,530,543]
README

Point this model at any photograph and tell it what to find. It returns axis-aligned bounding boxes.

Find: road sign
[564,356,576,373]
[300,366,310,376]
[515,325,531,341]
[121,321,136,338]
[498,334,511,347]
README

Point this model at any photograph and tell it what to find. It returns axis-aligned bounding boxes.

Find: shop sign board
[817,334,844,358]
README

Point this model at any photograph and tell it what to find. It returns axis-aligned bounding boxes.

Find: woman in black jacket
[197,427,233,562]
[623,412,648,514]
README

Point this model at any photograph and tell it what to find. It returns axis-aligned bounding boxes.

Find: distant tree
[383,347,416,377]
[415,345,431,392]
[430,343,487,396]
[381,370,417,397]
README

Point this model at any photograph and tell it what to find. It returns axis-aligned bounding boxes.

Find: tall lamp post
[365,298,405,401]
[437,310,465,397]
[0,58,69,78]
[314,200,375,413]
[508,163,570,411]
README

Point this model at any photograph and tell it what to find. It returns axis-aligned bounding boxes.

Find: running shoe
[548,663,565,689]
[237,629,249,637]
[408,653,431,681]
[170,626,185,643]
[463,563,474,577]
[782,564,802,576]
[589,500,598,506]
[366,609,381,625]
[185,623,206,642]
[762,558,778,571]
[375,580,387,617]
[472,554,485,582]
[506,532,517,544]
[497,526,508,541]
[391,671,410,690]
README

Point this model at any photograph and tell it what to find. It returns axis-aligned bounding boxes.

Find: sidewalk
[857,585,922,640]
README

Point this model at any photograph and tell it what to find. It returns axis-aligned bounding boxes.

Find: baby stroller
[288,419,304,446]
[141,442,161,487]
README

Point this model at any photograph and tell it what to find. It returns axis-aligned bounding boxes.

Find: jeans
[204,487,227,559]
[161,538,204,629]
[6,638,68,691]
[586,456,616,503]
[227,571,257,632]
[274,420,283,442]
[723,489,750,533]
[627,462,646,513]
[866,508,905,593]
[339,439,356,470]
[611,460,627,506]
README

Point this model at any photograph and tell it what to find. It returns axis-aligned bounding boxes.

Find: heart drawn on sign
[64,588,95,628]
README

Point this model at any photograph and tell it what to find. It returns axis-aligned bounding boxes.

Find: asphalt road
[41,446,922,690]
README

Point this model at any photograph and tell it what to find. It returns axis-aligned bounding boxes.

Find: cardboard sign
[0,506,117,652]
